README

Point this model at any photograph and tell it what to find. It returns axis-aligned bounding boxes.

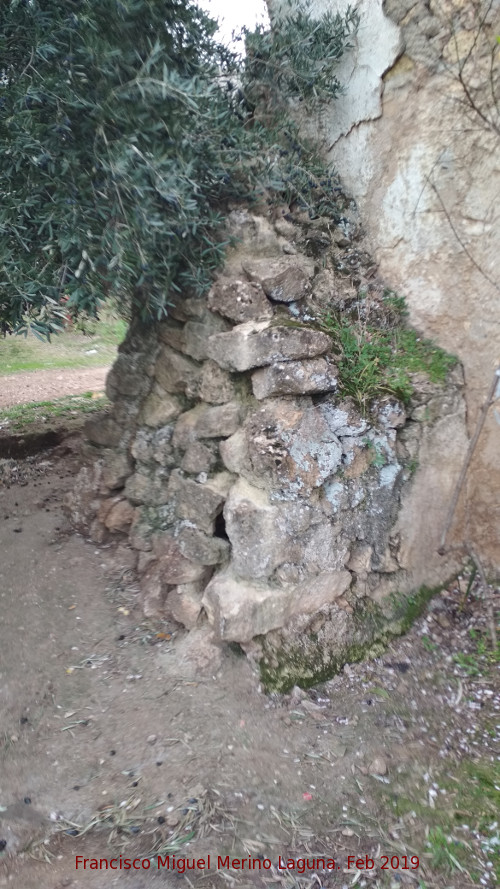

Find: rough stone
[242,257,313,303]
[203,568,352,642]
[252,358,338,399]
[172,403,242,449]
[140,563,171,617]
[206,321,331,372]
[84,414,123,448]
[140,386,182,428]
[125,467,170,506]
[180,441,217,474]
[219,429,248,476]
[224,480,315,579]
[198,361,235,405]
[64,462,104,534]
[168,470,235,534]
[162,625,223,678]
[101,452,132,490]
[152,533,208,584]
[176,526,230,566]
[374,399,407,429]
[208,278,272,323]
[319,401,369,437]
[224,480,283,579]
[166,585,204,629]
[105,352,154,400]
[101,498,136,532]
[155,345,201,397]
[232,400,343,498]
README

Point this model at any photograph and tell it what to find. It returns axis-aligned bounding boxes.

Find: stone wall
[267,0,500,571]
[67,206,466,689]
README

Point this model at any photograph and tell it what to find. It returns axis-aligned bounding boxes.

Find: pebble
[369,756,388,776]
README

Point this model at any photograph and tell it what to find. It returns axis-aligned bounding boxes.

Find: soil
[0,367,109,409]
[0,434,498,889]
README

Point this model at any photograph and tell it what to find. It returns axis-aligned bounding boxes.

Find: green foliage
[243,3,358,113]
[319,293,456,409]
[0,0,357,337]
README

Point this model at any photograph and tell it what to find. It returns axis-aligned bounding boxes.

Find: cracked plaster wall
[268,0,500,571]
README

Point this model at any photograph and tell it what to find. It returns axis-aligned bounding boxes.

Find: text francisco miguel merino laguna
[75,854,348,873]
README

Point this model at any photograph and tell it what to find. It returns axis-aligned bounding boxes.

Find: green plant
[426,827,468,875]
[0,0,357,338]
[319,297,456,410]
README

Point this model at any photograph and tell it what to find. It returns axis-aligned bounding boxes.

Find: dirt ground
[0,367,108,408]
[0,434,498,889]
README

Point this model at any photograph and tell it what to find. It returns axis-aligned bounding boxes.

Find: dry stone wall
[67,206,466,690]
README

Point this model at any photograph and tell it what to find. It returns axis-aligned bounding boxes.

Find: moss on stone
[259,582,449,693]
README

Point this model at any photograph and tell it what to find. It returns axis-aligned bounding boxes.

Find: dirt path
[0,441,498,889]
[0,367,109,408]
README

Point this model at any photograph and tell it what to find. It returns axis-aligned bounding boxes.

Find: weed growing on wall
[319,292,456,410]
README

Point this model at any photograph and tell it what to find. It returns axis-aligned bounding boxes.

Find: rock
[369,756,388,776]
[166,582,206,629]
[101,452,132,490]
[319,402,368,437]
[140,564,171,617]
[129,509,153,552]
[64,462,104,533]
[208,279,272,323]
[219,429,248,475]
[152,533,208,584]
[137,551,156,573]
[105,544,138,573]
[182,319,228,362]
[252,357,338,399]
[181,442,217,474]
[203,568,352,642]
[102,498,136,532]
[242,258,313,303]
[375,399,406,429]
[84,414,122,448]
[206,321,332,372]
[176,526,230,566]
[105,352,154,399]
[155,345,201,397]
[229,400,343,498]
[172,403,242,449]
[224,480,284,579]
[168,470,235,534]
[198,361,235,404]
[140,386,182,428]
[164,625,223,678]
[125,467,170,506]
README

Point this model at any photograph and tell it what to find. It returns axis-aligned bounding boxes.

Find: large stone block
[208,278,273,323]
[176,526,230,566]
[152,533,208,584]
[155,345,201,397]
[168,470,235,534]
[224,480,282,579]
[242,257,313,303]
[125,467,170,506]
[206,321,332,372]
[202,568,352,642]
[224,479,315,579]
[180,441,217,474]
[84,414,123,448]
[198,361,235,404]
[252,358,338,399]
[226,399,343,498]
[172,403,242,449]
[139,385,182,428]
